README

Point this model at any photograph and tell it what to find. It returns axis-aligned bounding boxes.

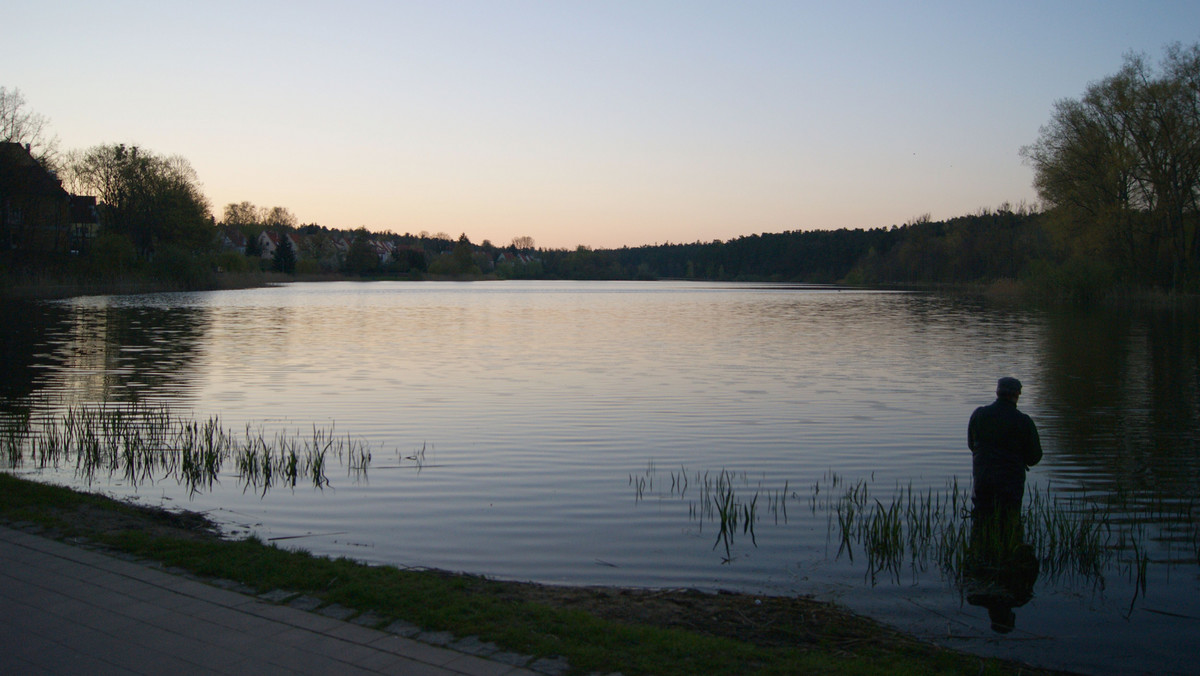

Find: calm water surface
[3,281,1197,675]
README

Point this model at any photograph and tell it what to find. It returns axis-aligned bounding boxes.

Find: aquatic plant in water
[630,464,1199,609]
[1,404,389,496]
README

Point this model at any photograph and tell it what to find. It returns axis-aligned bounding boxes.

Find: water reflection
[3,282,1199,675]
[1,295,213,413]
[962,529,1039,634]
[0,299,70,416]
[1040,305,1200,495]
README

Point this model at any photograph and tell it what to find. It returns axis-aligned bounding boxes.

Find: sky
[6,2,1200,250]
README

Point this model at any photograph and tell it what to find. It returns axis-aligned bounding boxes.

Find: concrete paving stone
[350,610,387,627]
[14,644,127,675]
[317,601,357,620]
[105,597,178,624]
[98,578,195,607]
[142,635,257,673]
[96,642,224,676]
[0,625,58,658]
[529,655,572,675]
[189,602,295,636]
[41,599,115,629]
[167,618,274,654]
[109,551,146,563]
[56,605,142,640]
[222,656,301,676]
[451,635,502,656]
[10,566,84,592]
[271,625,340,651]
[369,634,465,665]
[258,588,297,603]
[100,560,183,585]
[0,577,49,604]
[182,583,264,610]
[105,584,193,612]
[352,644,434,672]
[382,618,423,637]
[0,600,72,636]
[12,536,57,554]
[114,619,212,653]
[296,637,389,667]
[253,643,382,676]
[357,658,461,676]
[241,599,313,623]
[132,656,225,676]
[286,594,324,611]
[444,652,541,676]
[0,655,46,676]
[489,651,535,667]
[417,629,457,646]
[208,577,257,594]
[44,552,111,575]
[324,618,390,644]
[269,605,347,633]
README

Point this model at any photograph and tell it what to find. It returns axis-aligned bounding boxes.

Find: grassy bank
[0,473,1068,676]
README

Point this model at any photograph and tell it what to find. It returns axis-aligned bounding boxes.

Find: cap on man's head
[996,377,1022,397]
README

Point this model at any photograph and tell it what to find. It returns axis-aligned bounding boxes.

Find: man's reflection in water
[964,512,1039,633]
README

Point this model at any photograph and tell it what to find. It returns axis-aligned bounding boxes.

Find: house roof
[0,141,69,200]
[221,228,247,246]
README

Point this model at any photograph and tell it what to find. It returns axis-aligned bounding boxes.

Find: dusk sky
[7,2,1199,249]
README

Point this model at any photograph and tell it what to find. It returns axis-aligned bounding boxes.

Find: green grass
[0,472,1050,676]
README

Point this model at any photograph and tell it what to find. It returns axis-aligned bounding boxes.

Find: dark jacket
[968,398,1043,489]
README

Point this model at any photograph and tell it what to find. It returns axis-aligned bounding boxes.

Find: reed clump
[2,404,377,495]
[632,464,1199,604]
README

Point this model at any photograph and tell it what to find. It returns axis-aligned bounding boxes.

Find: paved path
[0,524,547,675]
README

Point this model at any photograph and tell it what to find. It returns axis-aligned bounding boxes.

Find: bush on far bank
[1022,256,1118,305]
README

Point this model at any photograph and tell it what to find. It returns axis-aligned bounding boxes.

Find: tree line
[535,204,1047,287]
[3,43,1198,297]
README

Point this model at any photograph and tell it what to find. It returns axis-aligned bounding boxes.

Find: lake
[2,280,1197,675]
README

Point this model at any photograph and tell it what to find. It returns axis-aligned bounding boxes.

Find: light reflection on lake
[2,281,1197,676]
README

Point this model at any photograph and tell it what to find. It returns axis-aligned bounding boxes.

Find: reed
[3,403,383,495]
[631,463,1199,603]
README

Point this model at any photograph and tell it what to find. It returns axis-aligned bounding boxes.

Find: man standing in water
[967,377,1043,633]
[968,377,1043,524]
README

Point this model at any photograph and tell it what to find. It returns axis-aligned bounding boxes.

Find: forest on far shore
[3,44,1198,301]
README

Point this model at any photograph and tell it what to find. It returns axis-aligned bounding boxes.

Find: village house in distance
[0,142,98,257]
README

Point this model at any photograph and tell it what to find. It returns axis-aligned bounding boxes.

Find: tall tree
[264,206,297,229]
[1023,43,1200,287]
[345,227,379,275]
[223,201,260,228]
[0,87,59,169]
[66,144,213,257]
[273,232,297,274]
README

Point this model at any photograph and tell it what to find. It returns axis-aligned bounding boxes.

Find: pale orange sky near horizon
[7,1,1200,249]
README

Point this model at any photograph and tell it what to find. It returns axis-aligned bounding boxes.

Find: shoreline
[0,471,1071,675]
[5,271,1198,308]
